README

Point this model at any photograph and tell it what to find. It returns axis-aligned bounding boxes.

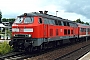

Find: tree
[5,29,12,39]
[74,18,89,25]
[0,11,2,23]
[81,21,84,24]
[2,18,15,23]
[75,18,81,23]
[2,18,7,22]
[85,22,89,25]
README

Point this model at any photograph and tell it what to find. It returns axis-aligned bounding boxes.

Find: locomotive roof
[18,12,76,24]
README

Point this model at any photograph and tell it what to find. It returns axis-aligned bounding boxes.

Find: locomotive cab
[9,13,45,51]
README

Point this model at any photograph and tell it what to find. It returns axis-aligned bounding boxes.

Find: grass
[0,41,13,55]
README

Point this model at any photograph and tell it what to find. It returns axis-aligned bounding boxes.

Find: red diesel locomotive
[9,11,90,51]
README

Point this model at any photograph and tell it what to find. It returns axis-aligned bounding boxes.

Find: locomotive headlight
[12,28,19,32]
[29,34,31,37]
[14,34,15,36]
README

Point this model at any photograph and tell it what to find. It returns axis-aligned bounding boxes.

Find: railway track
[55,43,90,60]
[0,52,28,60]
[1,40,90,60]
[24,40,90,60]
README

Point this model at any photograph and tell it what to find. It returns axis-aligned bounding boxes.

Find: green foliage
[85,22,89,25]
[2,18,7,22]
[0,28,12,39]
[81,21,84,24]
[6,29,12,38]
[75,18,81,23]
[0,41,13,55]
[0,11,2,18]
[2,18,15,22]
[0,11,2,19]
[0,11,2,23]
[74,18,90,25]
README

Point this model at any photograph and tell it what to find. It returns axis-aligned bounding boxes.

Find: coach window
[85,28,86,32]
[89,28,90,32]
[88,28,89,32]
[39,18,42,24]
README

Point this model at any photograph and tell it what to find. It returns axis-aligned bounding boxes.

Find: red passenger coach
[9,11,86,52]
[77,23,90,38]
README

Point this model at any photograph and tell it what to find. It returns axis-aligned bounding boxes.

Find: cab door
[44,24,48,38]
[43,18,48,38]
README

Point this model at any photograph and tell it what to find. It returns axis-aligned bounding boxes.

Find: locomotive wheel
[13,46,19,52]
[37,44,43,52]
[28,46,33,52]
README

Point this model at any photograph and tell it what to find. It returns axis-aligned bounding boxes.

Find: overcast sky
[0,0,90,23]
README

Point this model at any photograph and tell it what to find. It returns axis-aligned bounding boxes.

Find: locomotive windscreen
[24,17,33,23]
[14,17,34,24]
[14,17,23,23]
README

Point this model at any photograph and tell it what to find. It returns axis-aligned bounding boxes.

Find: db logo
[20,28,23,32]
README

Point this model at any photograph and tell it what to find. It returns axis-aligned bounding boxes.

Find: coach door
[73,27,76,37]
[86,28,88,36]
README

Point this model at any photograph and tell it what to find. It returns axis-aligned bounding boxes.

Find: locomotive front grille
[14,34,30,37]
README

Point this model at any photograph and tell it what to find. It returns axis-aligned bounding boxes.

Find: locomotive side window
[71,30,73,34]
[69,23,75,27]
[58,20,62,26]
[24,17,33,23]
[49,19,53,25]
[44,18,49,24]
[55,20,58,25]
[68,29,70,34]
[39,18,42,24]
[50,29,53,36]
[49,19,55,25]
[52,20,55,25]
[74,24,77,27]
[44,18,55,25]
[64,29,67,35]
[56,29,58,35]
[67,22,70,26]
[63,22,67,26]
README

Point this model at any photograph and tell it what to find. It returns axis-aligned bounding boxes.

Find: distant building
[2,22,12,31]
[0,20,13,40]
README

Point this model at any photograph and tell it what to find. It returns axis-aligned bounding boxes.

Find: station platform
[79,52,90,60]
